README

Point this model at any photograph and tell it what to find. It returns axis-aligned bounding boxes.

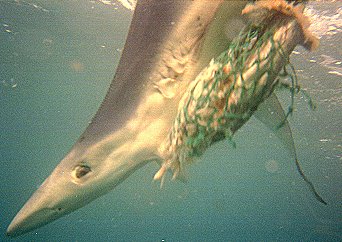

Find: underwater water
[0,1,341,241]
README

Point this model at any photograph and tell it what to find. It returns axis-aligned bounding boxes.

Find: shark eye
[73,165,91,179]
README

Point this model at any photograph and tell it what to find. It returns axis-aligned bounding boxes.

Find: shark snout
[6,164,88,237]
[6,205,63,237]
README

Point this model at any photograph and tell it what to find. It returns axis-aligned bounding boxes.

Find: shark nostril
[73,165,91,179]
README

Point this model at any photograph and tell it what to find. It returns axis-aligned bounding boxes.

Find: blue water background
[0,1,341,241]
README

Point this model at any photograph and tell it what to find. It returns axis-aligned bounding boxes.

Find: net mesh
[154,0,326,205]
[153,1,325,206]
[158,21,294,177]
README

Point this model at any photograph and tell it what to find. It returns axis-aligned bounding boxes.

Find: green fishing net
[155,2,326,205]
[161,19,297,171]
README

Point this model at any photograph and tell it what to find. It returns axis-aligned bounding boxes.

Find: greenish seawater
[0,1,341,241]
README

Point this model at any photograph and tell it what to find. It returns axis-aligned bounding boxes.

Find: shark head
[6,154,92,237]
[6,154,100,236]
[6,134,151,237]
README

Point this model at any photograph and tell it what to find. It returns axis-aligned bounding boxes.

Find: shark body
[7,0,322,237]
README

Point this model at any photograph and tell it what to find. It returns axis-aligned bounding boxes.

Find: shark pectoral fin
[154,159,188,186]
[172,165,188,184]
[254,93,327,205]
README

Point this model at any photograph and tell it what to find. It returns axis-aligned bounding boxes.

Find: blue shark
[6,0,325,237]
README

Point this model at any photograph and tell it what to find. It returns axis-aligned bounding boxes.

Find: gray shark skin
[7,0,252,237]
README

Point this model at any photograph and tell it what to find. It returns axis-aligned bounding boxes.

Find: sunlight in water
[96,0,136,11]
[305,4,341,38]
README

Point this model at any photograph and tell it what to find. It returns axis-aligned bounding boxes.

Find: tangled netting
[158,23,293,176]
[155,0,326,204]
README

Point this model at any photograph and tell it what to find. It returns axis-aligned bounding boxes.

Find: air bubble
[265,160,280,173]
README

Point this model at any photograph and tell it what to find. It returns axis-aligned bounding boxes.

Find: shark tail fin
[294,158,327,205]
[255,94,327,205]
